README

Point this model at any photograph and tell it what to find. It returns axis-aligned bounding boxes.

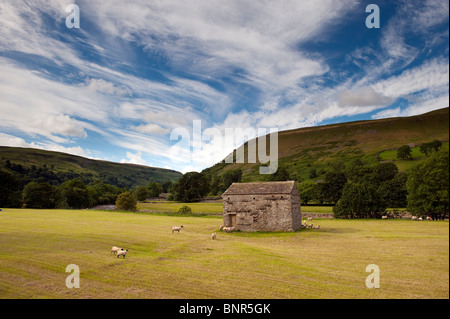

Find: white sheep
[111,246,122,254]
[219,225,224,231]
[381,215,388,219]
[172,226,184,233]
[313,225,320,229]
[307,217,313,221]
[211,232,217,240]
[223,226,235,233]
[411,216,417,220]
[117,249,128,258]
[426,216,433,221]
[307,224,313,229]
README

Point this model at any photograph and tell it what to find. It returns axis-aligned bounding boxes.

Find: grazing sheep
[418,217,423,221]
[307,224,313,229]
[117,249,128,258]
[411,216,417,220]
[307,217,313,221]
[426,216,433,221]
[382,215,388,219]
[172,226,184,233]
[111,246,121,254]
[313,225,320,229]
[223,226,235,233]
[219,225,224,231]
[211,232,217,240]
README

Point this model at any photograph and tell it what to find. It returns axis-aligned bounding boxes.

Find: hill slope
[204,107,449,182]
[0,147,182,188]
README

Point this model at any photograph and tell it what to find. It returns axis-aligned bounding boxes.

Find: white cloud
[338,87,393,108]
[120,151,148,166]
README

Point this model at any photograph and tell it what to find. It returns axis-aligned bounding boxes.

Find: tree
[115,191,137,211]
[420,140,442,156]
[397,145,412,160]
[406,149,449,220]
[221,169,243,191]
[171,172,209,202]
[320,171,347,204]
[269,166,290,181]
[298,180,318,205]
[333,181,387,219]
[148,182,163,198]
[378,172,408,208]
[59,179,91,209]
[0,170,21,208]
[22,182,59,209]
[134,185,150,202]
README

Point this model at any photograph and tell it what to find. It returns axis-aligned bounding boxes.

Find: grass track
[0,209,448,299]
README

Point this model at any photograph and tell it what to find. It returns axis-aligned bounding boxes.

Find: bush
[178,205,192,214]
[115,191,137,211]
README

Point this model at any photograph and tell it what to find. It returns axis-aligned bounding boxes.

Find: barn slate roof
[222,181,297,196]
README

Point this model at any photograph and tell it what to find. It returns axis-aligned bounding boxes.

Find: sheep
[223,226,235,233]
[426,216,433,221]
[117,249,128,258]
[219,225,224,231]
[307,217,313,221]
[381,215,388,219]
[211,232,217,240]
[418,217,423,221]
[411,216,417,220]
[307,224,313,229]
[111,246,122,254]
[313,225,320,229]
[172,225,184,233]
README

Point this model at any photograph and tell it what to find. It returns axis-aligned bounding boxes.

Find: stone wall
[223,191,301,231]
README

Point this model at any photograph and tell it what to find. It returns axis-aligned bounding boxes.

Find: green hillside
[0,147,182,189]
[204,107,449,182]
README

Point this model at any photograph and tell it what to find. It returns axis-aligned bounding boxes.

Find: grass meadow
[0,208,448,299]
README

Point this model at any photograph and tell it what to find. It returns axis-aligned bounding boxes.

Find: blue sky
[0,0,448,173]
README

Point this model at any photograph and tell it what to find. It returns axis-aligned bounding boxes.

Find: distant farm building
[222,181,302,232]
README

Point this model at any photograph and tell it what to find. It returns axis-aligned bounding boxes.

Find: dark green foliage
[0,170,21,208]
[59,179,91,209]
[87,181,122,205]
[407,149,449,220]
[319,171,347,204]
[148,182,163,198]
[420,140,442,156]
[298,180,318,205]
[178,205,192,214]
[268,166,290,181]
[171,172,209,202]
[333,181,387,219]
[22,182,59,209]
[115,191,137,211]
[397,145,412,160]
[134,185,150,202]
[221,169,243,189]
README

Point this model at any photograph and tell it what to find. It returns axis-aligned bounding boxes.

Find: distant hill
[203,107,449,182]
[0,147,182,189]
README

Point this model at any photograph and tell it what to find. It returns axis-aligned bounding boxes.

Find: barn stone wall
[223,190,302,231]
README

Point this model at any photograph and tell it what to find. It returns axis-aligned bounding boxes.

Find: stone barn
[222,181,302,232]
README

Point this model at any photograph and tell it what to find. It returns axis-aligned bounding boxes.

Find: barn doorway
[230,214,237,228]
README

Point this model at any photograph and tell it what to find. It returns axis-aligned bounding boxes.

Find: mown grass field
[0,209,448,299]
